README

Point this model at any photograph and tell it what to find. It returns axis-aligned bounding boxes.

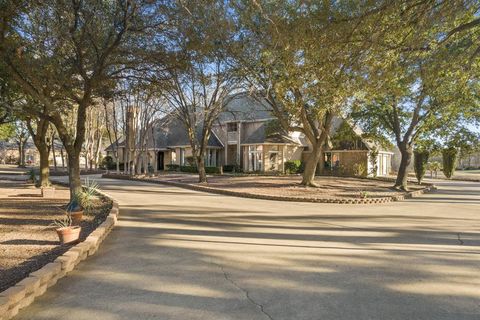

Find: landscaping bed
[104,173,433,204]
[0,179,111,292]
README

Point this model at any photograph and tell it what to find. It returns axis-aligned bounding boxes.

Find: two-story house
[106,92,394,176]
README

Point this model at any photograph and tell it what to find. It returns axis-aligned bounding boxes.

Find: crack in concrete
[218,264,274,320]
[457,233,464,245]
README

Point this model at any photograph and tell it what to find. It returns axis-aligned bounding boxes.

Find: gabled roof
[329,116,392,152]
[153,116,223,149]
[217,92,274,122]
[105,138,125,151]
[242,121,301,146]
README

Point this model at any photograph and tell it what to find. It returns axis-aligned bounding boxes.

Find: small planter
[69,211,84,225]
[56,226,81,245]
[41,187,56,198]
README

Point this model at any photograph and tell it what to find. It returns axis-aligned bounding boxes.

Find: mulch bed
[143,174,425,200]
[0,180,111,292]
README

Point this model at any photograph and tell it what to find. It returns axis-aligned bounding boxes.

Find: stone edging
[102,174,437,205]
[0,184,120,320]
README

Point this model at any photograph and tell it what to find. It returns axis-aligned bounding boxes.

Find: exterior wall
[226,145,238,165]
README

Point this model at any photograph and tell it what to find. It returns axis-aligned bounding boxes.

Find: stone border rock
[102,173,436,205]
[0,185,120,320]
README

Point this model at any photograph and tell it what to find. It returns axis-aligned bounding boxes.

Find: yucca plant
[80,178,100,211]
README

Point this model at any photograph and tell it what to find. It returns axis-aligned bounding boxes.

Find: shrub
[223,164,242,173]
[442,147,458,179]
[285,160,303,174]
[353,163,367,177]
[426,161,441,178]
[413,150,430,184]
[101,156,115,170]
[180,165,197,173]
[178,165,221,174]
[166,164,180,171]
[205,166,222,174]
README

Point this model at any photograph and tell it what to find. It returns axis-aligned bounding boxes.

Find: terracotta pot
[70,210,84,225]
[56,226,81,245]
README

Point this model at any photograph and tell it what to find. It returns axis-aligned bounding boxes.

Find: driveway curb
[102,174,436,205]
[0,183,120,320]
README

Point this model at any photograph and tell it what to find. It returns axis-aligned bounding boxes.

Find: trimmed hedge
[223,164,242,173]
[166,164,180,171]
[285,160,304,174]
[167,165,221,174]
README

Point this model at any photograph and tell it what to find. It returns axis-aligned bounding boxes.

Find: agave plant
[51,214,72,229]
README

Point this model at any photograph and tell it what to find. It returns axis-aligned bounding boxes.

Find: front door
[157,151,164,171]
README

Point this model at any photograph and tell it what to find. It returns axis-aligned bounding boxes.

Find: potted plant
[52,215,81,245]
[66,193,84,225]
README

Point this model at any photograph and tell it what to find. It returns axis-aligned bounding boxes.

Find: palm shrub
[442,147,458,179]
[413,150,429,184]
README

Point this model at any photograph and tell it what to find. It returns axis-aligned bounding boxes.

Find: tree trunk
[51,141,57,172]
[67,151,82,197]
[116,155,120,174]
[394,143,413,191]
[197,155,207,183]
[60,148,65,168]
[301,142,322,187]
[38,144,50,187]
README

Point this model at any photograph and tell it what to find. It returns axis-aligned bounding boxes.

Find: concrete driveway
[14,177,480,320]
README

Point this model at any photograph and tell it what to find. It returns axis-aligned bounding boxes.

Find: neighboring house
[0,140,38,165]
[0,139,71,167]
[105,92,394,177]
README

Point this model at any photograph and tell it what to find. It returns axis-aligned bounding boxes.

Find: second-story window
[227,122,238,132]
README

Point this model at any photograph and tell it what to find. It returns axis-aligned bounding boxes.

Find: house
[0,139,72,168]
[105,92,394,177]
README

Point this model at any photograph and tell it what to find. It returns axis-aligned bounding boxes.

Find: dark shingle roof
[217,92,274,122]
[153,116,223,149]
[242,122,300,145]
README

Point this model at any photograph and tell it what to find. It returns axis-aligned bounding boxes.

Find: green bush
[223,164,242,173]
[442,147,458,179]
[205,166,221,174]
[166,164,180,171]
[285,160,304,174]
[101,156,115,170]
[353,163,367,177]
[180,165,197,173]
[178,165,221,174]
[414,150,430,184]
